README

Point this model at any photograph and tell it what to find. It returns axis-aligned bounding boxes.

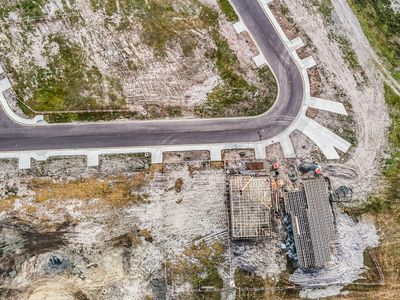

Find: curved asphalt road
[0,0,303,152]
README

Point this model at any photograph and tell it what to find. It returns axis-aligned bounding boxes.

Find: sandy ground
[0,157,286,299]
[280,0,390,199]
[392,0,400,12]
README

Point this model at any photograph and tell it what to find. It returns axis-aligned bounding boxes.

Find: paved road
[0,0,303,152]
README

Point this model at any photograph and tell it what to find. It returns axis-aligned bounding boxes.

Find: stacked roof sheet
[285,178,336,269]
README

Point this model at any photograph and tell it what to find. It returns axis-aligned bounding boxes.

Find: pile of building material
[284,178,336,269]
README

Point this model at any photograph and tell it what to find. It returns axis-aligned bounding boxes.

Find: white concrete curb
[0,75,47,125]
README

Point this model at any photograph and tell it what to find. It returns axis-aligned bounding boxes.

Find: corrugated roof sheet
[285,178,336,269]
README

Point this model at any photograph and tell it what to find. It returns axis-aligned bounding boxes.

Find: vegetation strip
[347,85,400,296]
[348,0,400,82]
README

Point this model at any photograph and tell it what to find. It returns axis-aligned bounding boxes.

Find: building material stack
[285,178,336,269]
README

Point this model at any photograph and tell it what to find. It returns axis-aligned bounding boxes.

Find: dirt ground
[0,0,273,120]
[0,156,286,299]
[0,1,392,299]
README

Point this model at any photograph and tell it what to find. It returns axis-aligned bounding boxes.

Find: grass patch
[234,268,265,300]
[311,0,333,23]
[234,268,265,289]
[0,0,50,19]
[91,0,201,57]
[27,169,158,207]
[0,196,17,212]
[328,32,362,71]
[327,31,367,85]
[168,241,224,297]
[8,34,125,113]
[195,13,277,118]
[349,0,400,82]
[42,103,184,122]
[44,111,141,123]
[233,257,298,299]
[217,0,238,22]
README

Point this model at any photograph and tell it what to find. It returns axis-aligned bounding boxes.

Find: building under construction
[228,175,272,239]
[285,178,336,269]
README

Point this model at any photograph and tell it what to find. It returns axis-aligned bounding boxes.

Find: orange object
[271,180,277,190]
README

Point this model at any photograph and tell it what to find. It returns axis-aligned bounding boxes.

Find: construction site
[0,150,383,299]
[224,151,338,270]
[228,175,272,239]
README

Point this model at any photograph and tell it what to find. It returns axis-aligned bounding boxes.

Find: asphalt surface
[0,0,303,152]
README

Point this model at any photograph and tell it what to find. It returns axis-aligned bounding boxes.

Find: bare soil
[0,157,285,299]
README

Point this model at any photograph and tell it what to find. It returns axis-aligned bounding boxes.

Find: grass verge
[217,0,239,22]
[348,0,400,82]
